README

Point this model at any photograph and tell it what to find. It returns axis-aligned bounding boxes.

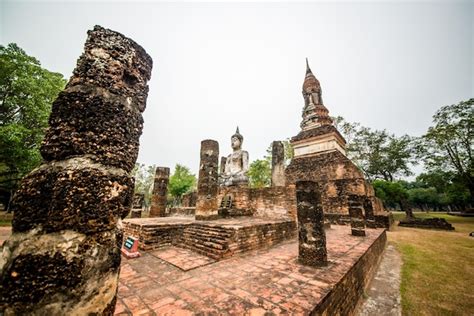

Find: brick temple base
[122,217,297,260]
[116,225,386,314]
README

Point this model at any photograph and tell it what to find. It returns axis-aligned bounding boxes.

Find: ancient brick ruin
[296,181,327,266]
[195,140,220,220]
[0,26,152,314]
[286,59,392,229]
[149,167,170,217]
[271,140,286,187]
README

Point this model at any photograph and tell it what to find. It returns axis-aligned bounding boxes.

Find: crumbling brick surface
[286,150,391,228]
[41,27,152,173]
[196,140,219,220]
[0,26,152,315]
[296,181,327,266]
[291,124,346,143]
[150,167,170,217]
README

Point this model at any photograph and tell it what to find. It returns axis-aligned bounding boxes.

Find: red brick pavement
[150,247,216,271]
[116,225,385,315]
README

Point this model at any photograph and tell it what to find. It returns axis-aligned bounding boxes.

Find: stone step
[181,234,230,245]
[180,236,229,250]
[182,229,232,240]
[184,226,233,236]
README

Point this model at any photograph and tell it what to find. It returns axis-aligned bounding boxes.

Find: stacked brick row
[0,26,152,315]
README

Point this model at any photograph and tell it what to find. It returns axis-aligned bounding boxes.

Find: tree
[334,116,415,181]
[248,159,271,188]
[131,163,156,208]
[0,43,66,209]
[168,164,196,204]
[373,179,413,218]
[417,99,473,203]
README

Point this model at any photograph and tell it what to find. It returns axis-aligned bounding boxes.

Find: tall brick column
[150,167,170,217]
[349,195,366,236]
[271,141,286,187]
[195,140,219,220]
[296,181,327,266]
[0,26,152,315]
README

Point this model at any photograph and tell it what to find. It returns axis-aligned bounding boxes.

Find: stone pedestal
[0,26,152,315]
[349,195,366,236]
[150,167,170,217]
[196,140,219,220]
[271,141,286,187]
[296,181,327,266]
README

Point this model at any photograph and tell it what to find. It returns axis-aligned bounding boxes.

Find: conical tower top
[303,58,320,94]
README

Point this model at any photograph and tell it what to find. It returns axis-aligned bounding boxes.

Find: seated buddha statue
[219,127,249,187]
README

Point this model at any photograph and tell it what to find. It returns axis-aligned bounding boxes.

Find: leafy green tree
[373,179,414,217]
[417,99,473,202]
[334,116,415,181]
[248,159,271,188]
[168,164,196,204]
[0,43,66,209]
[131,163,156,208]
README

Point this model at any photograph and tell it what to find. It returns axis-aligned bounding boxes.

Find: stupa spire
[300,59,332,130]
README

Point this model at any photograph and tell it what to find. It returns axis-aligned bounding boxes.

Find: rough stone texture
[149,167,170,217]
[0,26,152,315]
[296,181,327,266]
[132,193,145,209]
[286,150,392,228]
[398,217,455,231]
[325,213,394,229]
[271,141,286,187]
[364,197,377,228]
[216,186,297,219]
[195,140,219,220]
[181,191,197,208]
[349,195,366,237]
[115,226,387,315]
[41,28,152,173]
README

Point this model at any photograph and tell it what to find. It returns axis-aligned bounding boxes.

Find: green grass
[388,213,474,315]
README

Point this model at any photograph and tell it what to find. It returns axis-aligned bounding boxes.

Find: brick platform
[116,226,386,315]
[123,217,296,260]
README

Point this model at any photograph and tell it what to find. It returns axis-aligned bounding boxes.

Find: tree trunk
[400,198,414,219]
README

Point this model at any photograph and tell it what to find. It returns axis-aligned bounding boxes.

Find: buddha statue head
[231,127,243,151]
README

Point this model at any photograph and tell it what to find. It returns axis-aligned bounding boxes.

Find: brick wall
[313,230,387,315]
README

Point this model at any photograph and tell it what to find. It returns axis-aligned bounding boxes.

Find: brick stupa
[286,59,392,228]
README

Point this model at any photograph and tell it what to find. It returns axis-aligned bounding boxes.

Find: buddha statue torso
[219,128,249,187]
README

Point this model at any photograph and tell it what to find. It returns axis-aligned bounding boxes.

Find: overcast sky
[1,1,473,177]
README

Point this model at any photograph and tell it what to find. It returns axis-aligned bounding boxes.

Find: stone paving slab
[357,244,402,316]
[116,225,385,315]
[150,247,216,271]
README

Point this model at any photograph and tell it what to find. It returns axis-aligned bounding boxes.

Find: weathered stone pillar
[195,140,219,220]
[296,181,327,266]
[0,26,152,315]
[149,167,170,217]
[363,198,377,228]
[271,141,286,187]
[349,195,366,236]
[220,156,227,174]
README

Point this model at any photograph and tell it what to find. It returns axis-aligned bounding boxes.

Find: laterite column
[0,26,152,315]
